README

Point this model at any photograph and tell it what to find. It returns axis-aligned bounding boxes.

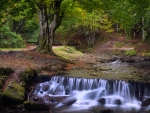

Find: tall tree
[35,0,103,53]
[32,0,64,54]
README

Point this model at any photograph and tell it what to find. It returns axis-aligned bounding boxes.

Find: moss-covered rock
[19,69,38,87]
[0,79,3,89]
[0,67,14,75]
[24,101,49,111]
[1,80,25,105]
[0,67,14,93]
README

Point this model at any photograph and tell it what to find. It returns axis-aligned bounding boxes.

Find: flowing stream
[33,76,150,113]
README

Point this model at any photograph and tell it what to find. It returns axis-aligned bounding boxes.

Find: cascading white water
[33,76,150,113]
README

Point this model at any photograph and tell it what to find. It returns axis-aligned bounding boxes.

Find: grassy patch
[125,49,137,56]
[114,42,125,47]
[0,48,26,51]
[142,52,150,56]
[27,39,38,43]
[53,46,83,60]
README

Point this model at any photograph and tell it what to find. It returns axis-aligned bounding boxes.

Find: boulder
[35,85,41,92]
[101,110,114,113]
[107,58,117,62]
[53,85,64,95]
[19,69,38,87]
[99,58,116,63]
[33,96,39,102]
[0,79,4,89]
[0,67,14,75]
[141,98,150,107]
[85,89,105,99]
[1,80,25,105]
[115,99,121,105]
[61,96,77,105]
[42,83,49,91]
[24,101,49,111]
[90,73,98,76]
[97,98,105,105]
[85,90,98,99]
[99,59,107,63]
[125,59,136,63]
[38,73,51,82]
[92,109,114,113]
[0,67,14,90]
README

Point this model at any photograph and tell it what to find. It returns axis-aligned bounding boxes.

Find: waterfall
[32,76,150,112]
[33,76,146,102]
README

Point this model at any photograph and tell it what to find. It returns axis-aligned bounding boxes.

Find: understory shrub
[19,69,37,87]
[0,25,25,48]
[125,49,137,56]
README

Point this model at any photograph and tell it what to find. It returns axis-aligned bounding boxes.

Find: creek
[31,59,150,113]
[32,76,150,113]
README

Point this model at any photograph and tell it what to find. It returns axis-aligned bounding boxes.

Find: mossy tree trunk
[36,0,64,54]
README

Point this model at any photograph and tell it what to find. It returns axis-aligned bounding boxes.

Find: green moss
[53,46,83,60]
[114,42,125,47]
[142,52,150,56]
[0,67,13,90]
[125,49,137,56]
[2,80,25,105]
[19,69,37,87]
[0,79,3,88]
[24,101,49,111]
[0,67,14,75]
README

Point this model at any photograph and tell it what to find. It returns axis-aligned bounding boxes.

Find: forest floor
[1,30,150,91]
[1,31,150,113]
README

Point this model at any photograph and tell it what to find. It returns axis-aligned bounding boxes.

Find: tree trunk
[36,0,63,54]
[12,19,26,34]
[142,19,146,41]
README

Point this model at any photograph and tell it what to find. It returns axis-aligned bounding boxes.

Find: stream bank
[0,48,150,112]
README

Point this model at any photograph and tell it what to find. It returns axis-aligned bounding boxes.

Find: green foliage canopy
[1,0,150,49]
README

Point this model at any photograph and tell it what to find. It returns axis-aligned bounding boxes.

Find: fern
[0,25,25,48]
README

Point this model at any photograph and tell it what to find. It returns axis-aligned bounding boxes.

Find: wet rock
[141,98,150,107]
[1,80,25,105]
[101,110,114,113]
[24,101,49,111]
[40,91,43,94]
[125,59,136,63]
[97,98,105,105]
[90,73,98,76]
[85,90,98,99]
[33,96,39,102]
[47,89,53,94]
[49,95,69,103]
[53,85,64,95]
[35,85,41,92]
[87,62,95,65]
[0,67,14,75]
[61,96,77,105]
[115,99,121,105]
[143,58,150,61]
[93,65,99,69]
[86,89,105,99]
[119,58,124,62]
[19,69,38,87]
[38,73,51,82]
[0,79,4,89]
[107,58,117,62]
[98,68,112,71]
[99,59,108,63]
[99,58,116,63]
[143,74,150,81]
[42,83,49,91]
